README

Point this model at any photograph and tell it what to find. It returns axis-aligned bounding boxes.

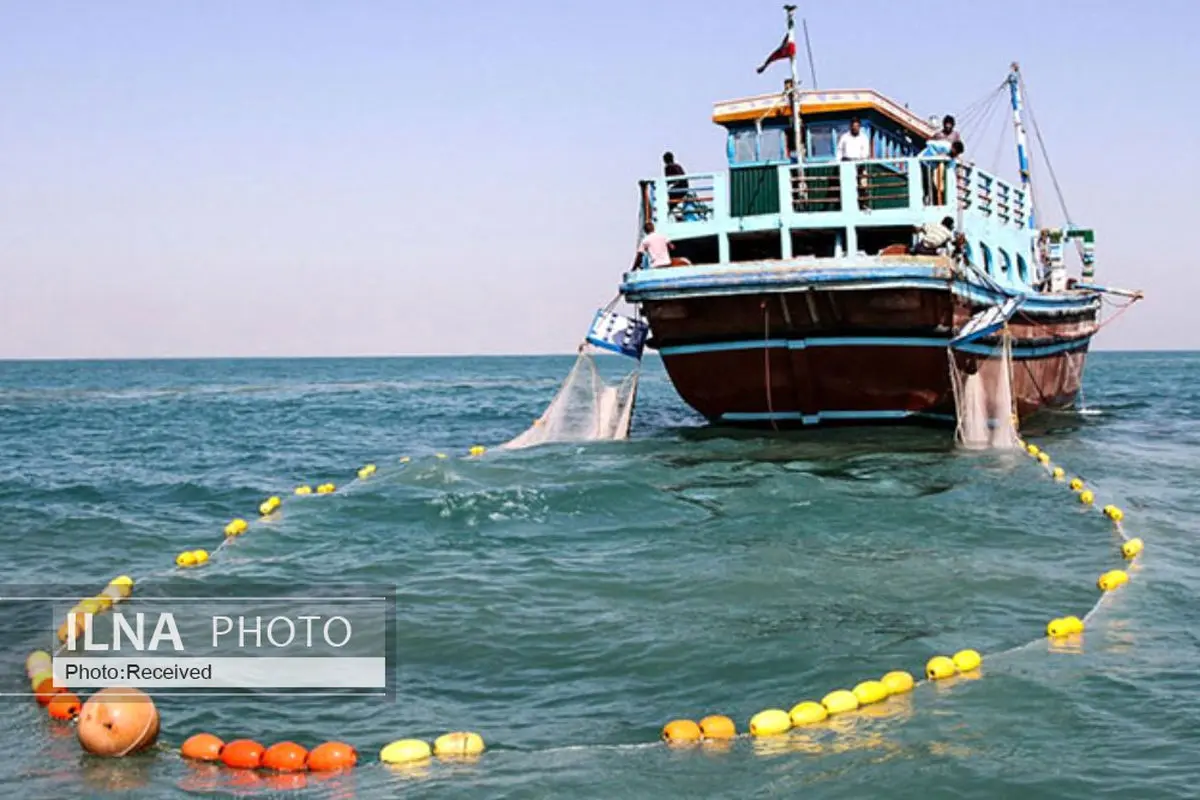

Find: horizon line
[0,346,1192,364]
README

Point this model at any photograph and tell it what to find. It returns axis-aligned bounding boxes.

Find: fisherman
[837,117,871,210]
[663,152,689,217]
[911,216,956,255]
[931,114,962,147]
[634,221,674,269]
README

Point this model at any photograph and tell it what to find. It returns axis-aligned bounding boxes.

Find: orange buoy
[306,741,357,772]
[661,719,702,744]
[47,692,82,721]
[262,741,309,772]
[180,733,225,762]
[76,687,160,757]
[33,677,63,706]
[220,739,265,769]
[698,715,737,740]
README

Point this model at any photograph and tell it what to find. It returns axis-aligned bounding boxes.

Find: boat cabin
[638,87,1040,293]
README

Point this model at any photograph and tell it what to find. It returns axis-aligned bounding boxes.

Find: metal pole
[1007,62,1034,229]
[783,5,805,202]
[784,6,803,163]
[802,18,818,89]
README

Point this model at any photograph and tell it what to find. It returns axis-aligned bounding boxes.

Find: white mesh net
[949,331,1021,450]
[500,350,640,450]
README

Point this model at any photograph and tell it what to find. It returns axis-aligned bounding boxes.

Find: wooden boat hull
[623,260,1099,428]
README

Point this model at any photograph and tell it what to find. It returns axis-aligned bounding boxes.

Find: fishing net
[949,330,1021,450]
[500,350,641,450]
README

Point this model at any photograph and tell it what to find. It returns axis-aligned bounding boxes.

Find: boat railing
[639,157,1029,232]
[956,162,1029,228]
[639,173,719,226]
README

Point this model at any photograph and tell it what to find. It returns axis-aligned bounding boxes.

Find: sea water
[1,353,1197,798]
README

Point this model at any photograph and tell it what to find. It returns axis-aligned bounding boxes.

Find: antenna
[802,18,818,89]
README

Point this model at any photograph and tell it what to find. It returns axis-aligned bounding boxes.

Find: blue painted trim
[658,335,1089,358]
[719,409,957,424]
[621,264,1099,314]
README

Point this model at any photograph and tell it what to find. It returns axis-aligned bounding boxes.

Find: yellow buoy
[468,445,487,457]
[78,598,102,615]
[175,551,197,568]
[1062,616,1084,634]
[661,719,701,744]
[259,497,281,516]
[1079,490,1095,506]
[695,715,735,740]
[749,709,791,736]
[820,690,859,716]
[1105,505,1125,522]
[108,576,134,597]
[1097,570,1129,591]
[1052,467,1065,480]
[192,549,209,565]
[357,464,377,479]
[1122,538,1144,559]
[433,731,485,757]
[880,670,915,695]
[92,594,113,611]
[316,483,336,494]
[30,669,54,691]
[1037,452,1050,465]
[25,650,52,677]
[100,584,127,605]
[952,649,982,673]
[399,456,411,463]
[1069,478,1084,492]
[224,518,248,536]
[1046,618,1071,638]
[294,485,312,495]
[925,656,956,680]
[1026,444,1040,456]
[852,680,889,706]
[788,701,827,726]
[435,453,447,459]
[380,739,431,764]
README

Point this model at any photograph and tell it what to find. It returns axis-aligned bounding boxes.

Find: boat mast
[1007,62,1034,229]
[784,5,804,164]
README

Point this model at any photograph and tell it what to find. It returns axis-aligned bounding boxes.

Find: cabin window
[980,242,994,276]
[807,125,837,161]
[1017,254,1030,283]
[729,129,758,165]
[758,128,787,162]
[999,249,1013,276]
[727,127,791,166]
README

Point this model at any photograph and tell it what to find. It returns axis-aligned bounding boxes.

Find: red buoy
[220,739,265,769]
[261,741,308,772]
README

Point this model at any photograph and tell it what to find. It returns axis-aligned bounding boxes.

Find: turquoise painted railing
[639,158,1030,236]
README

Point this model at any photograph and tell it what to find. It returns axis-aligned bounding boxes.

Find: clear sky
[2,0,1195,358]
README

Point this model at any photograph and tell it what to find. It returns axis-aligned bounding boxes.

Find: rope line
[24,430,1143,765]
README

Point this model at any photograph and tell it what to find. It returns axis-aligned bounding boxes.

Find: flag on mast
[755,24,796,74]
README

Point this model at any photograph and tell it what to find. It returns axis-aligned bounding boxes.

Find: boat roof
[713,89,937,137]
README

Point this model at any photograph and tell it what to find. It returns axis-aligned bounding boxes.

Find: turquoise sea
[1,352,1197,798]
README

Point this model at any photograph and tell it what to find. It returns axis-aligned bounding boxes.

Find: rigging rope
[1019,75,1073,226]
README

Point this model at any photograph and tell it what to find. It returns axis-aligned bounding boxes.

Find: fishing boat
[618,7,1140,430]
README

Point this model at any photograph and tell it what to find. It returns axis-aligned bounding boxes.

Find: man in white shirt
[837,117,871,210]
[633,221,674,269]
[837,117,871,161]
